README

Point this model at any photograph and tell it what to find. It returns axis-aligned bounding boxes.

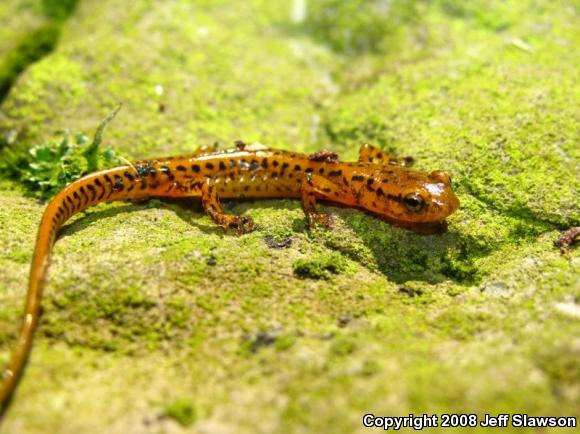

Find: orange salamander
[0,142,459,413]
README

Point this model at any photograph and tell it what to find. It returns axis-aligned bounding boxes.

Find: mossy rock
[0,1,578,433]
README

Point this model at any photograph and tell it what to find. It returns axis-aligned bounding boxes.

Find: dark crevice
[0,0,80,103]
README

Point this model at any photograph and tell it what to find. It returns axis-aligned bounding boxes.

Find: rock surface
[0,1,578,433]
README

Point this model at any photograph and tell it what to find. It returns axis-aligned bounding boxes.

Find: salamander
[0,142,459,412]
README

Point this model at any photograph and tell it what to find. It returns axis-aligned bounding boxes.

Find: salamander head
[362,168,459,226]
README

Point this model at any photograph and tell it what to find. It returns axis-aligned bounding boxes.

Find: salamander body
[0,143,459,412]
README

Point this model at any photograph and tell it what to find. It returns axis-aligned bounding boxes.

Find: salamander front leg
[300,175,357,229]
[201,183,254,235]
[358,143,414,167]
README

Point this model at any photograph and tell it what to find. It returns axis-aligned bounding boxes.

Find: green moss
[330,336,357,357]
[0,0,578,432]
[0,0,79,102]
[298,0,421,55]
[0,23,59,101]
[274,334,296,352]
[41,0,78,21]
[163,398,196,427]
[293,251,350,280]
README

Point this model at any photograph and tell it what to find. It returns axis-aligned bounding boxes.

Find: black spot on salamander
[244,185,250,192]
[272,160,279,167]
[261,158,268,169]
[205,162,215,170]
[281,162,289,172]
[318,167,325,174]
[376,152,383,159]
[305,168,314,174]
[376,187,384,197]
[140,179,147,190]
[351,175,365,182]
[250,160,260,171]
[192,164,201,173]
[87,184,96,201]
[135,163,150,177]
[230,159,237,168]
[96,180,106,200]
[219,161,226,171]
[160,166,171,175]
[322,187,331,193]
[124,171,135,181]
[79,186,89,205]
[113,174,124,191]
[386,193,403,204]
[176,165,187,171]
[308,150,339,163]
[104,174,113,185]
[328,170,342,177]
[294,164,302,171]
[149,168,157,178]
[366,178,375,191]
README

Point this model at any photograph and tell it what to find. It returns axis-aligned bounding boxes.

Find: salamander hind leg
[300,175,356,229]
[201,183,254,235]
[358,143,414,167]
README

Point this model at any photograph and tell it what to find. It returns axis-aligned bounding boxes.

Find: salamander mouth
[370,211,449,235]
[318,201,451,234]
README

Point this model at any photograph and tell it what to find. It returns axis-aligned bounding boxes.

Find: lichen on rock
[0,1,578,433]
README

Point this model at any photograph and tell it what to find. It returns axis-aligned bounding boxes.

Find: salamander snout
[429,170,451,185]
[421,169,459,221]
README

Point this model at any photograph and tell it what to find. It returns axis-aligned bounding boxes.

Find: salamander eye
[403,193,425,213]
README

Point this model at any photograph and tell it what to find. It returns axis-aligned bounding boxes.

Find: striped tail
[0,165,138,413]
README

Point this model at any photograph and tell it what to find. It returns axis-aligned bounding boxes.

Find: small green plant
[1,106,124,199]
